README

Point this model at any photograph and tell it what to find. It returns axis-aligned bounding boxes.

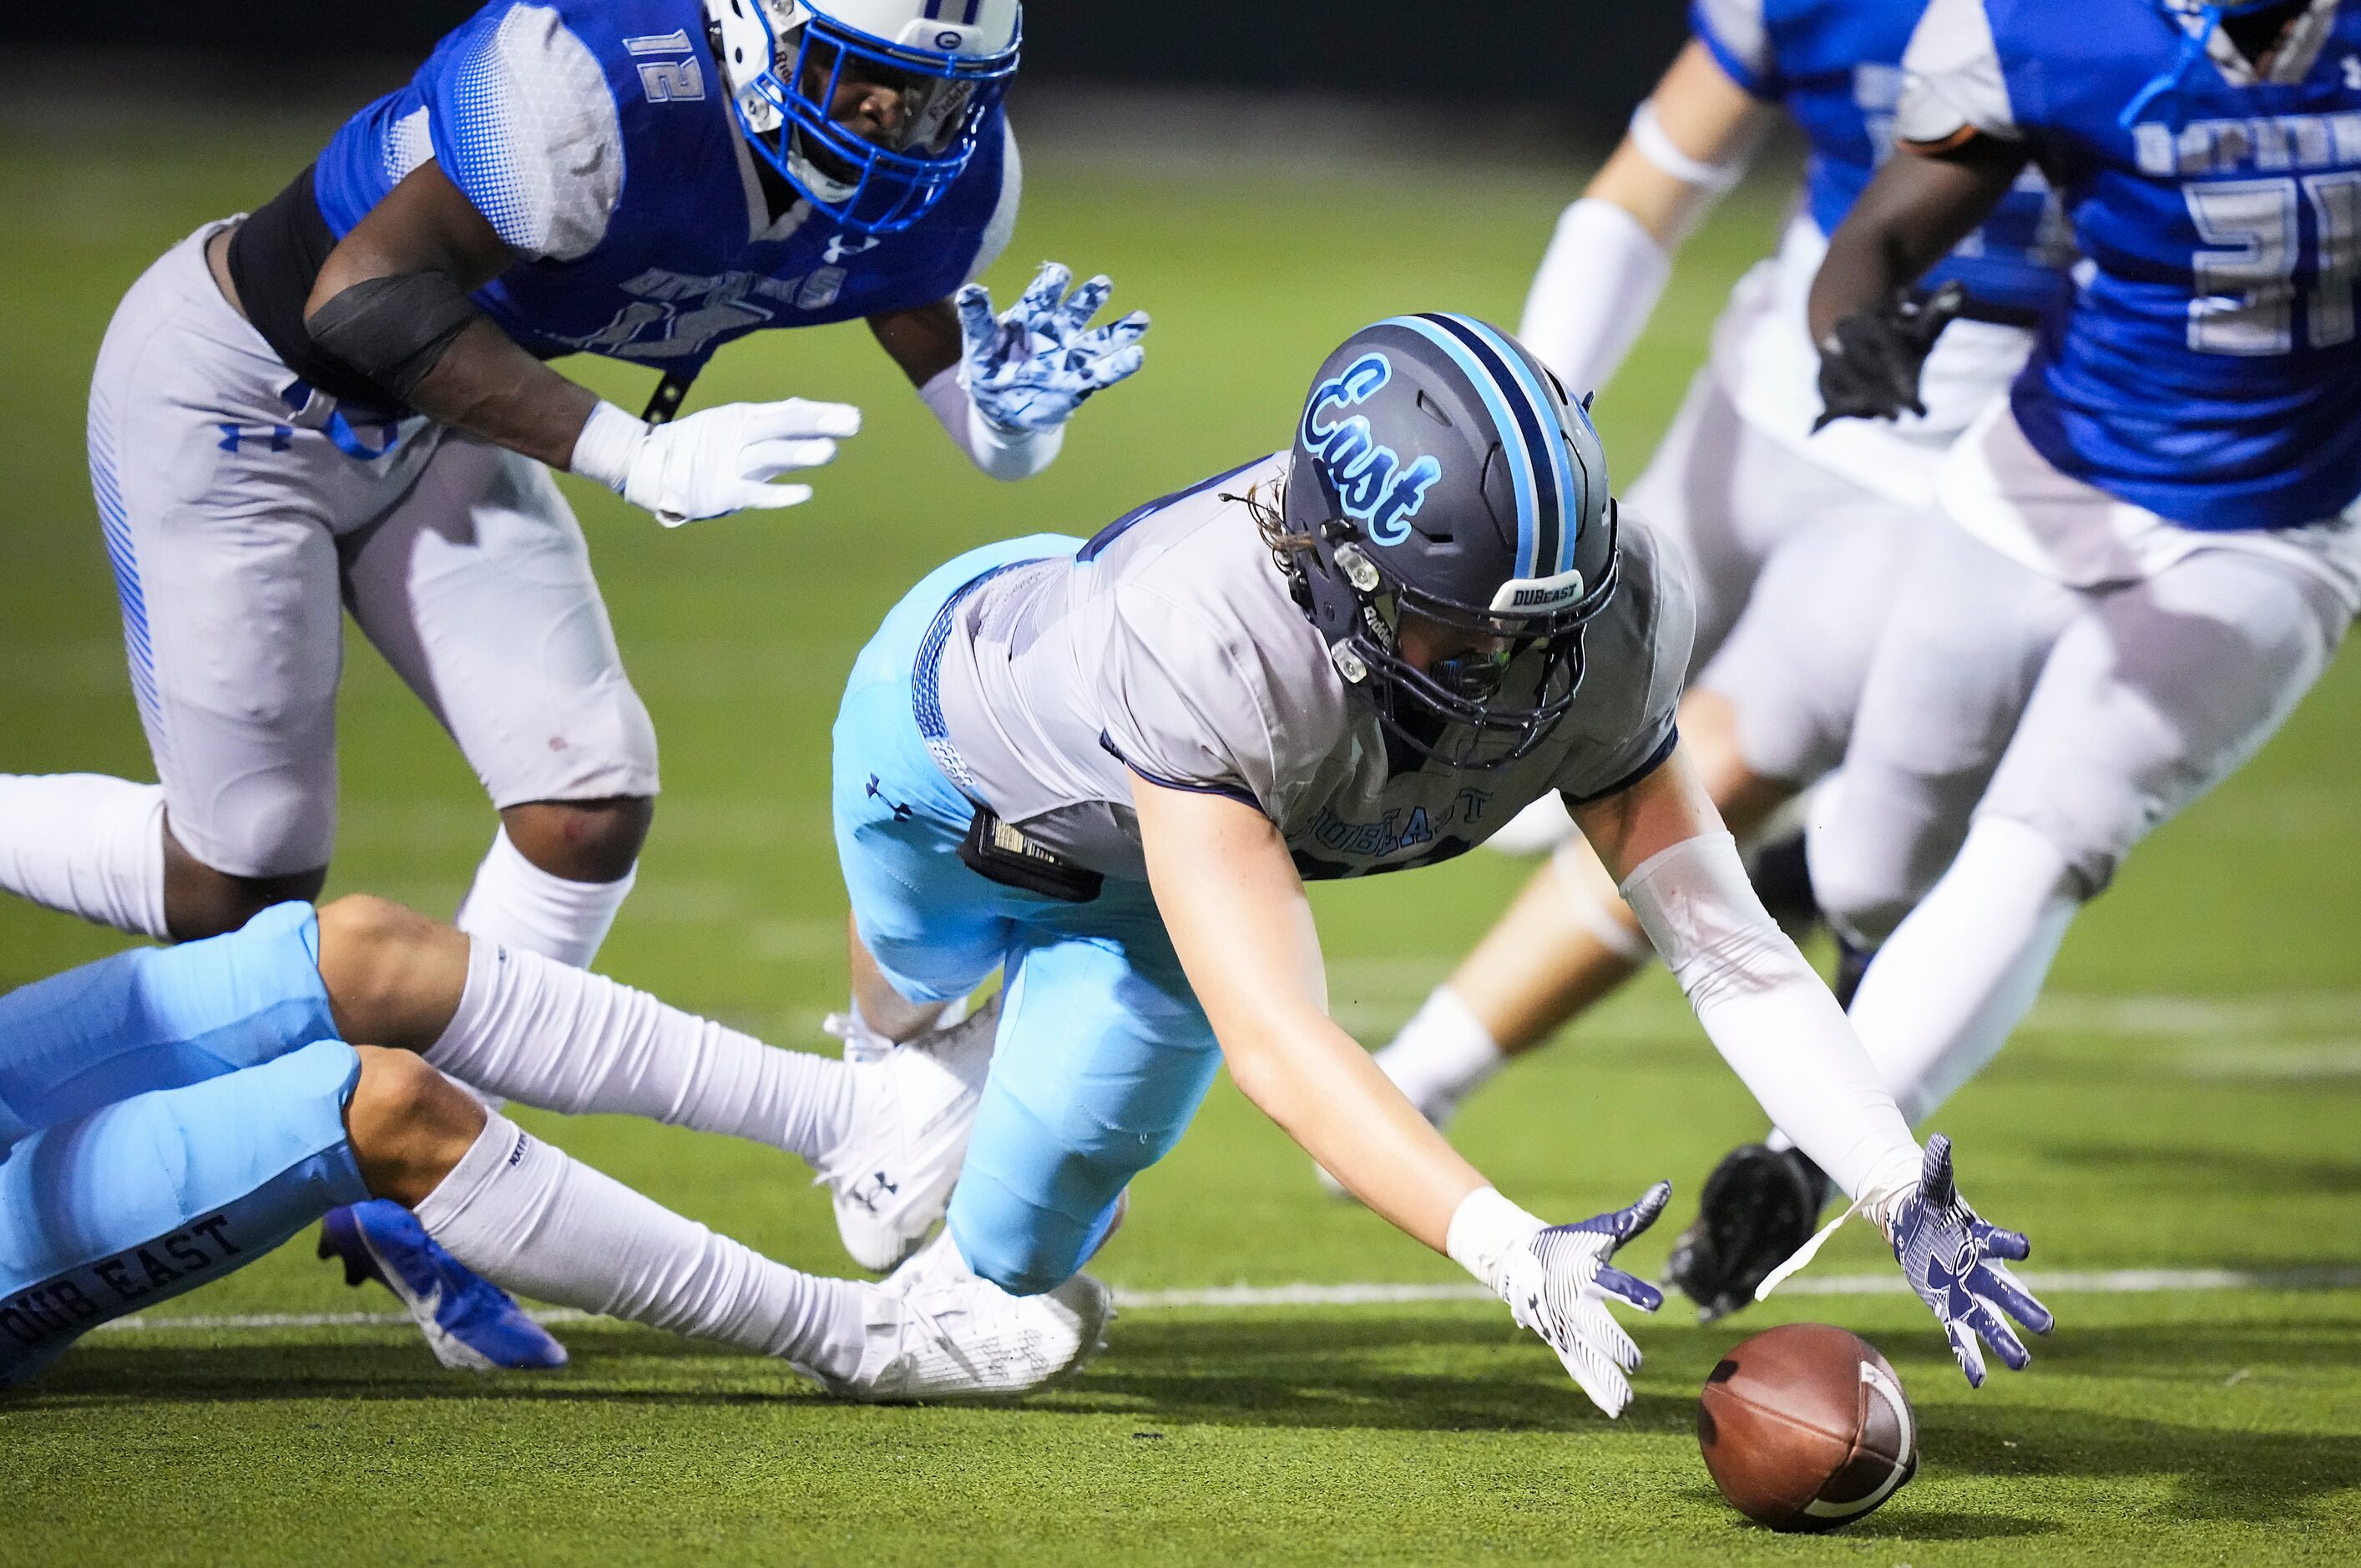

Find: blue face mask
[731,6,1020,235]
[2120,1,2307,129]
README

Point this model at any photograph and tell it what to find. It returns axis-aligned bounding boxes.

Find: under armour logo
[218,424,294,454]
[865,775,913,821]
[824,233,882,266]
[844,1171,899,1214]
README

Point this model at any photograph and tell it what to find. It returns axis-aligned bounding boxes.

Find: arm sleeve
[1895,0,2024,147]
[422,3,624,260]
[1517,199,1675,398]
[1688,0,1782,100]
[1095,585,1280,812]
[1620,832,1924,1204]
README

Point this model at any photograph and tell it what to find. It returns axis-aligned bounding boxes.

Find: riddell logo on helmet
[1301,353,1444,546]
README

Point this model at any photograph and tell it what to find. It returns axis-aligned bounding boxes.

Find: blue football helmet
[705,0,1020,235]
[1277,312,1620,770]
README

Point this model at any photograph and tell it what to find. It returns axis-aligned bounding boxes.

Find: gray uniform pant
[86,223,658,879]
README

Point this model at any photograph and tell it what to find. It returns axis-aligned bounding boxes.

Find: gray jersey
[933,453,1694,881]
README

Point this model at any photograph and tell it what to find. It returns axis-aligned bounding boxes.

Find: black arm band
[306,271,485,402]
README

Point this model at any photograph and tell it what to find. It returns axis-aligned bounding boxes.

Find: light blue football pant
[0,903,368,1384]
[835,536,1223,1296]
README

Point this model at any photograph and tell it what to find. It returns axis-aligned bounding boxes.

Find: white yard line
[84,1264,2361,1335]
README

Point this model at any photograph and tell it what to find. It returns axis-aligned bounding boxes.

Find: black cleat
[1663,1144,1838,1322]
[1745,828,1822,940]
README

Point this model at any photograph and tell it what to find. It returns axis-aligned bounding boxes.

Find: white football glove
[1491,1182,1671,1417]
[956,261,1149,433]
[572,397,862,527]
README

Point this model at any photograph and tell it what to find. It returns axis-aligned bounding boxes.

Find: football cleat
[317,1200,569,1371]
[817,1229,1113,1404]
[816,993,1001,1272]
[1663,1144,1835,1323]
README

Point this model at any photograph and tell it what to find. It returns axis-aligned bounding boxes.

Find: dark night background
[3,3,1690,138]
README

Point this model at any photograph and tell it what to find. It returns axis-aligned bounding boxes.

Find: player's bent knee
[344,1046,486,1207]
[161,850,327,943]
[500,796,655,884]
[315,894,455,1035]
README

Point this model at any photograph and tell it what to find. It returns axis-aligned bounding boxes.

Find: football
[1696,1323,1919,1532]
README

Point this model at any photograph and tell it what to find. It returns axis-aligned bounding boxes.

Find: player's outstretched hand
[1496,1181,1671,1418]
[575,397,862,527]
[1887,1134,2053,1387]
[1812,280,1965,431]
[957,261,1150,433]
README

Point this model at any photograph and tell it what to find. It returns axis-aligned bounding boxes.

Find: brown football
[1696,1323,1918,1532]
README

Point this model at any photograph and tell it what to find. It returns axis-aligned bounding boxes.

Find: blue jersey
[1691,0,2070,318]
[308,0,1015,377]
[1900,0,2361,529]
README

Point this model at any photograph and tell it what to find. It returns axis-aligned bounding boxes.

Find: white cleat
[817,1230,1114,1404]
[816,993,1002,1272]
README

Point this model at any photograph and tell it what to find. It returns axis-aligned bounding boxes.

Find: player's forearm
[1219,1009,1487,1252]
[1620,832,1922,1206]
[404,321,601,470]
[1807,139,2028,341]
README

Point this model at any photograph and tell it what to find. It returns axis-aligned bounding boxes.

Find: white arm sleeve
[918,364,1063,481]
[1620,832,1922,1204]
[1517,198,1674,398]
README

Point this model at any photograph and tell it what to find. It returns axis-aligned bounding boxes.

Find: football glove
[1494,1181,1671,1417]
[956,261,1150,434]
[574,397,862,527]
[1812,281,1966,432]
[1887,1134,2054,1387]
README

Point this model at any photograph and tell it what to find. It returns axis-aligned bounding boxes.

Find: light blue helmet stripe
[1433,312,1580,577]
[1380,314,1540,579]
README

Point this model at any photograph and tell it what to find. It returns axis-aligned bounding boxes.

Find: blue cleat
[317,1200,569,1371]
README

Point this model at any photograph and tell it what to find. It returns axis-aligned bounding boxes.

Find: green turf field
[3,112,2358,1565]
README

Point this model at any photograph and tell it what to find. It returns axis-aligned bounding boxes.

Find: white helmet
[703,0,1021,234]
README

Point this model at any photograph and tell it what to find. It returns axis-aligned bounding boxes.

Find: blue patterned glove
[956,261,1150,433]
[1494,1181,1671,1417]
[1888,1135,2053,1387]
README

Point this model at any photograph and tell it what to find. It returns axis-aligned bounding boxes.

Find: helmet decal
[1299,353,1445,545]
[1281,315,1619,771]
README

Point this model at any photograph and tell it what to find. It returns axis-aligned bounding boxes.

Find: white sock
[414,1115,873,1381]
[0,774,169,938]
[455,826,636,969]
[1373,986,1506,1116]
[426,936,856,1162]
[1847,816,2080,1125]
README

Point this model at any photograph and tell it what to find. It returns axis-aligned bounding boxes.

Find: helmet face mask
[1276,314,1622,773]
[705,0,1020,235]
